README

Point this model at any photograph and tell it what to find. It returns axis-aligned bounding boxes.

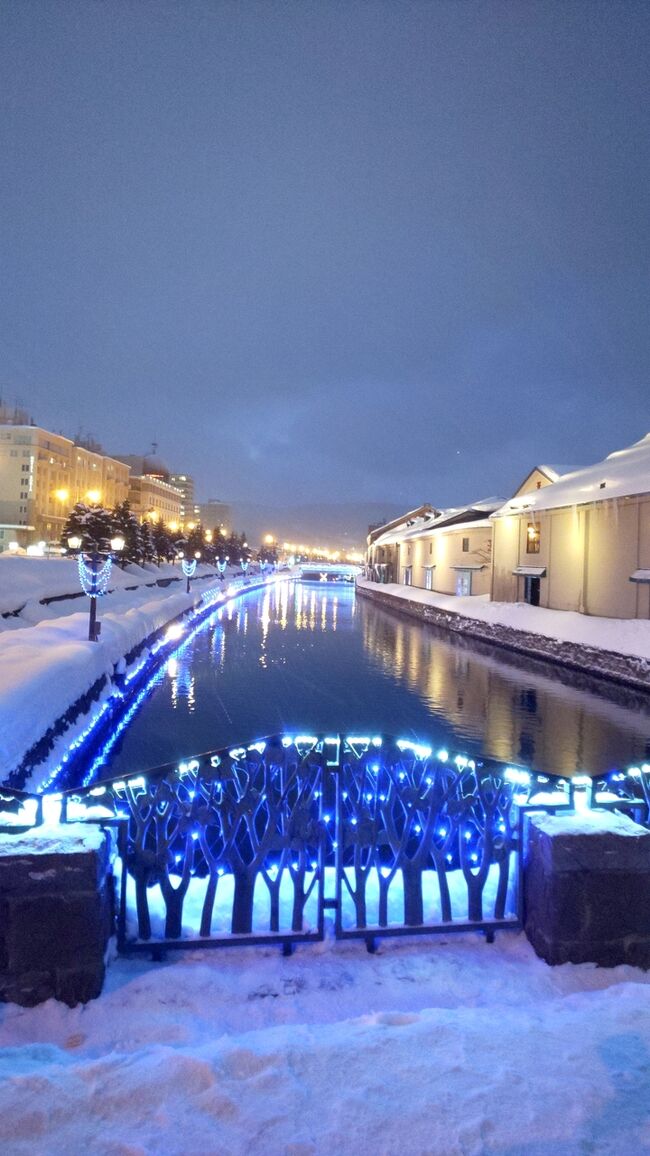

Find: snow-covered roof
[371,498,505,547]
[537,465,579,482]
[495,434,650,516]
[367,505,437,545]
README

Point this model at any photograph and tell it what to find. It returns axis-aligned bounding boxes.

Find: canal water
[99,579,650,781]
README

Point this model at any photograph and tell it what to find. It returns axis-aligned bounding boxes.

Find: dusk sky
[1,1,649,521]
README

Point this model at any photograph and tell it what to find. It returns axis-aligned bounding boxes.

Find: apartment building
[0,412,129,550]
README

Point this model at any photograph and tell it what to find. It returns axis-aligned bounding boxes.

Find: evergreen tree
[111,500,141,565]
[139,520,156,564]
[185,523,205,559]
[61,503,115,553]
[151,521,175,564]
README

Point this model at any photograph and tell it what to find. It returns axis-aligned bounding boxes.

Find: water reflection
[101,581,649,781]
[360,602,650,776]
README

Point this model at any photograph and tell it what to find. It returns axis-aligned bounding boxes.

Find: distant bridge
[297,563,361,583]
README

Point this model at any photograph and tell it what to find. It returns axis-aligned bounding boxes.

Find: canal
[97,578,650,781]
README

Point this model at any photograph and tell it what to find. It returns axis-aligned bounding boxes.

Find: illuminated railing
[2,737,648,954]
[5,570,290,794]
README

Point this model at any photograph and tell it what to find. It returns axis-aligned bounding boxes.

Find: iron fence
[1,737,649,956]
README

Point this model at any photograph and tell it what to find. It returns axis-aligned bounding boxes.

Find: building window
[403,566,413,586]
[462,537,469,552]
[425,567,434,591]
[526,522,541,554]
[455,570,472,596]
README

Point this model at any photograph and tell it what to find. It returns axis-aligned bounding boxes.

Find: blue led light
[36,573,278,792]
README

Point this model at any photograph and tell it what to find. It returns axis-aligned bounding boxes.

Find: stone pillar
[0,823,114,1007]
[524,810,650,968]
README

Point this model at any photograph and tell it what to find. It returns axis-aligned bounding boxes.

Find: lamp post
[181,551,200,593]
[69,535,125,642]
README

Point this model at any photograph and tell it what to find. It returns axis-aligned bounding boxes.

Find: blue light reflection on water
[100,580,650,780]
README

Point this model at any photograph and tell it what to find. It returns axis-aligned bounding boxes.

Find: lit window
[526,522,540,554]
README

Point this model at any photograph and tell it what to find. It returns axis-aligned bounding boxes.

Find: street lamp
[181,551,200,593]
[69,535,124,641]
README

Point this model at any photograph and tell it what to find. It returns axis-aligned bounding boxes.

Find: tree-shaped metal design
[100,738,326,945]
[336,738,518,935]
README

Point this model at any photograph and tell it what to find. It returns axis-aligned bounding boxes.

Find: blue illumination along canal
[95,579,650,781]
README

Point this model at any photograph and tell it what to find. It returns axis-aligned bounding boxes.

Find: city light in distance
[279,540,364,564]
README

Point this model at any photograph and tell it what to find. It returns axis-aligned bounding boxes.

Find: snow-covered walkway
[357,578,650,662]
[1,930,650,1154]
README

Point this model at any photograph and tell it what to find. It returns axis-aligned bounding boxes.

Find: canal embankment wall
[356,580,650,693]
[0,567,287,790]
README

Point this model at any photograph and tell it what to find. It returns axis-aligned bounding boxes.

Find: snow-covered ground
[0,559,275,782]
[357,579,650,662]
[1,928,650,1154]
[0,554,190,620]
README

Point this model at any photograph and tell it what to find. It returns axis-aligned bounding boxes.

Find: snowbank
[0,930,649,1153]
[0,553,210,621]
[0,583,198,777]
[0,566,274,782]
[357,579,650,662]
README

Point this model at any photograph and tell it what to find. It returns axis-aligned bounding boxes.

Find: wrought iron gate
[66,734,529,952]
[4,733,643,955]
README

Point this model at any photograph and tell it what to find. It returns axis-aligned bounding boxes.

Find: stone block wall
[0,823,114,1006]
[524,810,650,968]
[356,580,650,692]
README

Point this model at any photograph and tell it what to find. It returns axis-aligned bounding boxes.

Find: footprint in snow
[375,1011,420,1027]
[247,984,279,1000]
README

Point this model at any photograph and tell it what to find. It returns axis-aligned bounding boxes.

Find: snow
[0,822,106,858]
[123,863,516,943]
[357,578,650,661]
[1,928,650,1153]
[531,810,650,839]
[0,584,197,778]
[0,563,277,782]
[497,432,650,515]
[0,554,203,621]
[371,499,505,546]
